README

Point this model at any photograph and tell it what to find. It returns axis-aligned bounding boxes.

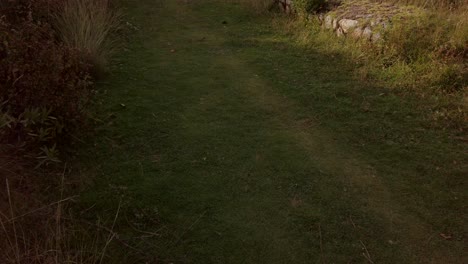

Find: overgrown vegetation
[355,1,466,130]
[1,0,121,263]
[377,11,467,92]
[0,13,91,165]
[1,0,119,166]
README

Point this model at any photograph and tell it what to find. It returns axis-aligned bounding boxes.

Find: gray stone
[372,32,381,42]
[336,27,345,37]
[351,27,363,38]
[362,26,372,40]
[339,19,359,33]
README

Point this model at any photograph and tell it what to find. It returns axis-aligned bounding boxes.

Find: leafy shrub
[0,10,91,163]
[294,0,326,14]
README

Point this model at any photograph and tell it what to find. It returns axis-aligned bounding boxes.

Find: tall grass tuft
[53,0,121,76]
[0,169,120,264]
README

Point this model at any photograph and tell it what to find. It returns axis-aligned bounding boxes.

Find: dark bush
[0,7,92,163]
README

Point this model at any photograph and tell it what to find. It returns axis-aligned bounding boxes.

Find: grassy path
[78,0,466,263]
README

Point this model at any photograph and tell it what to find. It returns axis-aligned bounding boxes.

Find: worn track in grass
[77,0,466,263]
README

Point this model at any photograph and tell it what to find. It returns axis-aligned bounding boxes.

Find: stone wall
[279,0,421,42]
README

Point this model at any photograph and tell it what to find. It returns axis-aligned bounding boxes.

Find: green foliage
[293,0,326,14]
[36,144,61,168]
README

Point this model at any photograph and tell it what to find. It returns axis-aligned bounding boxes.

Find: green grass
[75,0,466,263]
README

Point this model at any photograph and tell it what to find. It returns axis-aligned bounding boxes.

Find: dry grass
[375,0,465,10]
[377,0,468,51]
[0,155,120,264]
[0,175,118,264]
[53,0,121,76]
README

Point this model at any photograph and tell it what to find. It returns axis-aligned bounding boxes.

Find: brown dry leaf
[439,233,452,240]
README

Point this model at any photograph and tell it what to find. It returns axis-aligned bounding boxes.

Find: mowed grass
[76,0,466,263]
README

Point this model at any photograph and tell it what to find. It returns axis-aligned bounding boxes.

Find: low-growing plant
[0,108,64,166]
